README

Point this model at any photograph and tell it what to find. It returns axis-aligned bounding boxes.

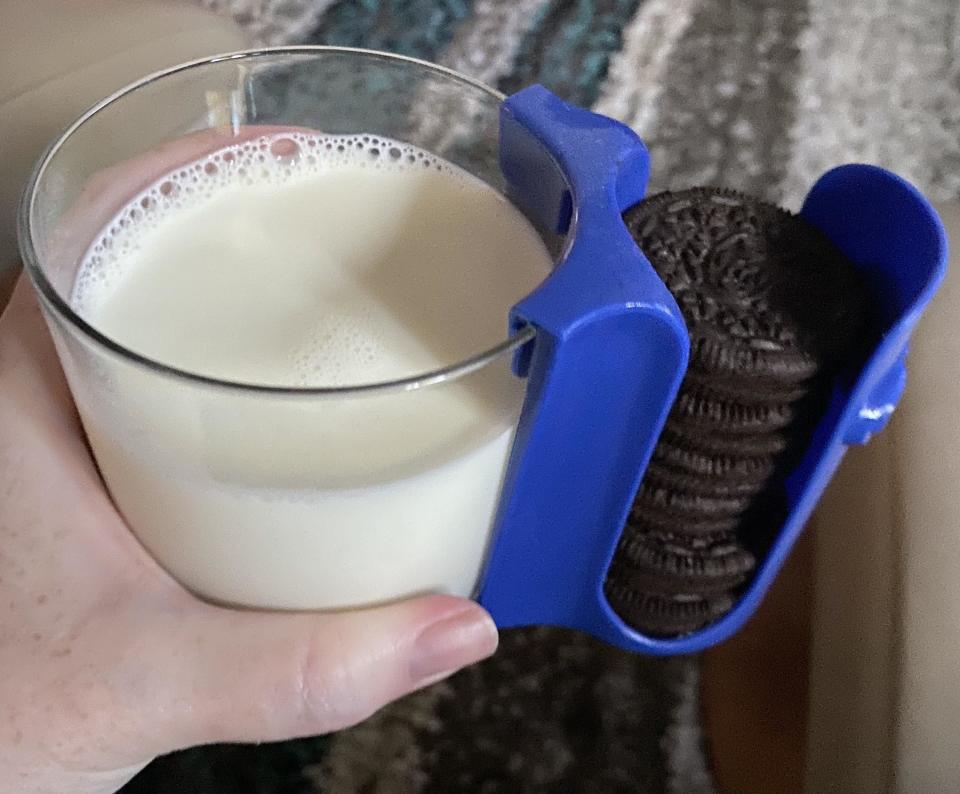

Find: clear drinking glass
[20,48,545,611]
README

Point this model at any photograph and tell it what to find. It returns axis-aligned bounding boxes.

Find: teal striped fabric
[497,0,644,107]
[308,0,646,109]
[312,0,474,59]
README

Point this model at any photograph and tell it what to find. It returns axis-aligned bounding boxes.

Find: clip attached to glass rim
[476,85,948,655]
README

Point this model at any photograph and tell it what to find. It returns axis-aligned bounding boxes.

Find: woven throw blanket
[123,1,960,792]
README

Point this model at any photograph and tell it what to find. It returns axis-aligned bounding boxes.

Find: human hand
[0,277,499,793]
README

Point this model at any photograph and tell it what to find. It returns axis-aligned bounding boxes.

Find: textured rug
[123,1,960,791]
[124,631,711,793]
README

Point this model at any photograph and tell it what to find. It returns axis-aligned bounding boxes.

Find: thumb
[148,595,497,752]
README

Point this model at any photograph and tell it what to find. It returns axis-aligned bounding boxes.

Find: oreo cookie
[623,187,866,384]
[606,185,870,639]
[642,461,767,499]
[603,583,736,637]
[606,565,747,598]
[627,506,740,536]
[688,334,819,384]
[660,421,789,458]
[610,529,755,594]
[682,368,812,404]
[650,442,776,482]
[670,388,795,434]
[635,482,751,519]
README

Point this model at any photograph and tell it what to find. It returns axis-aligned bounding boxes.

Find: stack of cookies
[605,187,869,637]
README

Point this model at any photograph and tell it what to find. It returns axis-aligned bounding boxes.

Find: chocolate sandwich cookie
[606,565,742,598]
[623,187,865,383]
[660,421,788,459]
[627,506,741,536]
[642,461,768,499]
[603,583,736,637]
[649,442,777,482]
[606,186,870,639]
[682,367,813,405]
[687,334,819,385]
[635,482,752,519]
[610,529,755,594]
[670,388,795,434]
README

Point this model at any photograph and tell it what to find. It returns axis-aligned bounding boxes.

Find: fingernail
[410,606,499,683]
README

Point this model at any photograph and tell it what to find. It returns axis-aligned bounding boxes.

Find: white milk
[71,132,551,609]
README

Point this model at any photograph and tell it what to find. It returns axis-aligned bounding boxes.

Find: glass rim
[19,45,535,397]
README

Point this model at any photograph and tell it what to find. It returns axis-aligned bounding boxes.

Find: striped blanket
[124,1,960,791]
[202,0,960,209]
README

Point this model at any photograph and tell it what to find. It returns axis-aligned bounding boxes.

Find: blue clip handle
[476,85,691,650]
[477,86,948,655]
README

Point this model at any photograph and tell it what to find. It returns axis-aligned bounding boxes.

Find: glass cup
[20,47,548,611]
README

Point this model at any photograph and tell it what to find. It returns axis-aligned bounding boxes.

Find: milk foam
[74,132,534,387]
[75,133,449,305]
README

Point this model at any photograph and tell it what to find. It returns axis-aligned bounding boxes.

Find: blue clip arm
[662,165,948,654]
[705,166,947,625]
[476,86,692,651]
[478,86,948,655]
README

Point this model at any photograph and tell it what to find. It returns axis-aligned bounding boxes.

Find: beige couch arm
[0,0,250,306]
[805,202,960,793]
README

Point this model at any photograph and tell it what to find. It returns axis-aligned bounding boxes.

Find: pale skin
[0,125,499,794]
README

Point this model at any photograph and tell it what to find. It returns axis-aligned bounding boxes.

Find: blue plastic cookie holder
[475,85,948,656]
